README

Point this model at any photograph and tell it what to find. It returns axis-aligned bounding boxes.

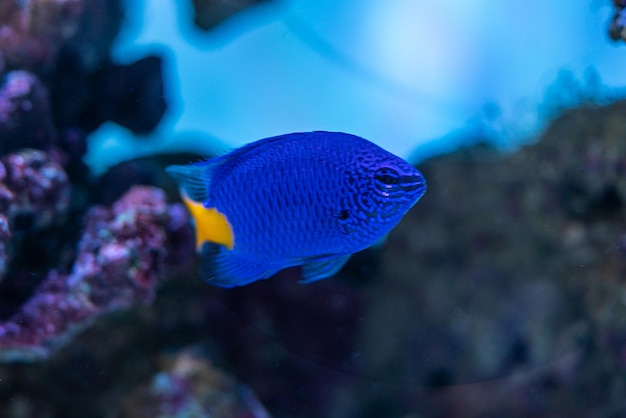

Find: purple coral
[0,149,70,230]
[120,350,270,418]
[0,0,84,71]
[0,186,193,361]
[0,71,56,152]
[0,149,70,283]
[0,0,273,414]
[609,0,626,41]
[0,216,10,280]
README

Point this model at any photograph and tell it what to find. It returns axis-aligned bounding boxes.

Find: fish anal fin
[300,254,351,284]
[199,243,279,288]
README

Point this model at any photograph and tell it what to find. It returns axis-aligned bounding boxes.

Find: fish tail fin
[166,163,211,203]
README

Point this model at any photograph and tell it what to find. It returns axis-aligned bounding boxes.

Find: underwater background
[0,0,626,417]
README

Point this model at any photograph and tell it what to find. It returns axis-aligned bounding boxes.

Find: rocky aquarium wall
[0,1,625,417]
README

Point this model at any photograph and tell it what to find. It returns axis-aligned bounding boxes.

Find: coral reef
[0,0,84,72]
[0,0,123,75]
[120,349,270,418]
[1,1,625,418]
[0,216,9,283]
[326,102,626,417]
[610,0,626,41]
[0,186,193,361]
[0,150,70,232]
[0,1,274,416]
[0,0,164,180]
[0,71,56,153]
[1,99,624,418]
[0,149,70,283]
[172,102,626,418]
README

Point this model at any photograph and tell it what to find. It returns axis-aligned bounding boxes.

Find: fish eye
[374,167,400,186]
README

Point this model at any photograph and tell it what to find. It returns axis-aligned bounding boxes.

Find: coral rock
[0,149,70,231]
[0,72,56,152]
[191,0,271,31]
[0,186,193,361]
[0,215,10,280]
[610,0,626,41]
[0,0,84,71]
[0,149,69,283]
[120,349,271,418]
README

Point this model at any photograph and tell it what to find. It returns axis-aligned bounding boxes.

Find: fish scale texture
[212,135,354,259]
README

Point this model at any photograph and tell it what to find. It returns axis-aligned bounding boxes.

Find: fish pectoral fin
[199,243,279,287]
[300,254,351,284]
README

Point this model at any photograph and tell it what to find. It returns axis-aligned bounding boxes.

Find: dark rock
[191,0,272,31]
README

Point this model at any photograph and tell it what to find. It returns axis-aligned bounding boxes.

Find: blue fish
[167,131,426,287]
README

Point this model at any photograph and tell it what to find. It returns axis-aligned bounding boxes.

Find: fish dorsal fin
[166,160,218,203]
[199,242,280,288]
[300,254,351,284]
[225,132,307,157]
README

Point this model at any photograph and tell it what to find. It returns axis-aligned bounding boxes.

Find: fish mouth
[400,175,427,194]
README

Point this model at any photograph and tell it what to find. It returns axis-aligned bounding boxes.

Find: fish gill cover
[0,1,624,418]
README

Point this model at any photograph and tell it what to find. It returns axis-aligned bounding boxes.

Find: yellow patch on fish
[181,195,234,251]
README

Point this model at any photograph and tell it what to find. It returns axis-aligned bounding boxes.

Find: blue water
[85,0,626,173]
